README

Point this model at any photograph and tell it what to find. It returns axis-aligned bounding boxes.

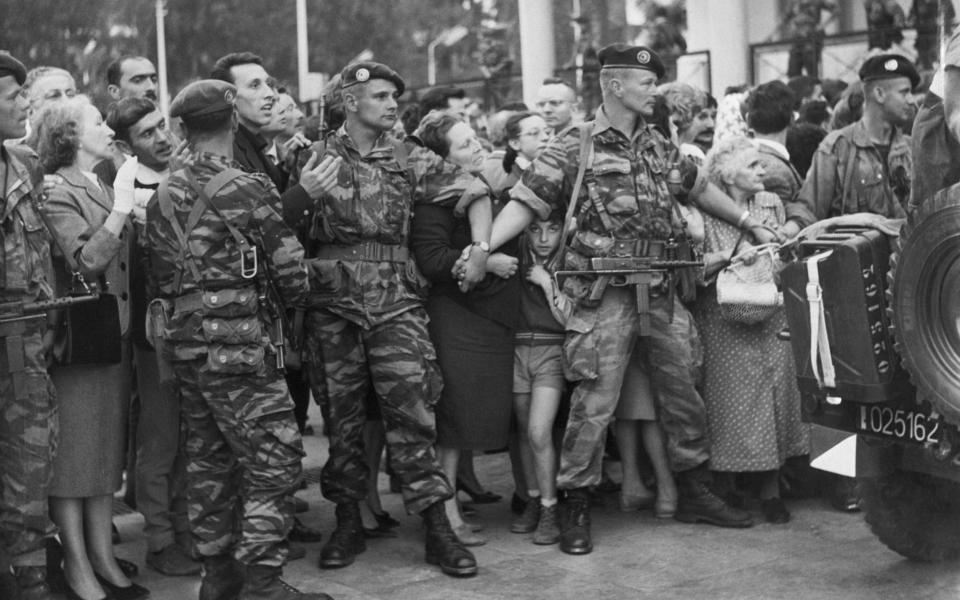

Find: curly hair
[704,136,757,193]
[414,110,462,158]
[657,82,708,134]
[35,96,90,174]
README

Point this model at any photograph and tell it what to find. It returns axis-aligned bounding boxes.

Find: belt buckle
[611,239,635,258]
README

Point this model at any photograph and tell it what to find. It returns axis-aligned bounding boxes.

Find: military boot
[12,566,52,600]
[199,555,244,600]
[674,464,754,528]
[318,503,365,569]
[239,565,332,600]
[559,488,593,555]
[421,501,477,577]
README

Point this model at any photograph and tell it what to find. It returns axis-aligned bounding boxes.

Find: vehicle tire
[859,469,960,561]
[888,184,960,423]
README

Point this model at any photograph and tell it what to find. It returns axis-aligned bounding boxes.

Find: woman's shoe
[619,491,656,512]
[94,573,150,600]
[455,478,502,504]
[64,580,109,600]
[761,498,791,524]
[655,481,678,519]
[452,523,487,547]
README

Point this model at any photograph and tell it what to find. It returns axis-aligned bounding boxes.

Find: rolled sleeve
[509,180,554,220]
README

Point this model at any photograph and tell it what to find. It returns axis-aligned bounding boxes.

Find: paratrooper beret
[170,79,237,120]
[0,51,27,85]
[597,43,665,80]
[339,61,406,96]
[859,54,920,89]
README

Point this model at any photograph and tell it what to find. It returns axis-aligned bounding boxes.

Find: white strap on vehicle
[807,250,836,389]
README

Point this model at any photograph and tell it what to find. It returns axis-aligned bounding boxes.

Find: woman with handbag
[36,96,146,600]
[693,137,809,524]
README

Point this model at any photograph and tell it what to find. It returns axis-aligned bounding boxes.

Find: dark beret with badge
[170,79,237,121]
[339,61,406,96]
[859,54,920,89]
[597,43,665,80]
[0,51,27,85]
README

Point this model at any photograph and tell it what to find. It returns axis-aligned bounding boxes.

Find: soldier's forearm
[490,201,536,251]
[690,182,746,228]
[466,197,492,245]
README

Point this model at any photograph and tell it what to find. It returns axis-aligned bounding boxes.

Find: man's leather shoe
[559,489,592,555]
[146,543,202,576]
[289,518,323,543]
[675,466,753,528]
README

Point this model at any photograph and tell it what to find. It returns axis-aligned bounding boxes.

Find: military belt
[514,332,565,346]
[608,238,666,258]
[312,242,409,263]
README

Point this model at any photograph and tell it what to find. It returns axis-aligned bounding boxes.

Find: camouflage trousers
[304,308,452,515]
[559,287,709,489]
[0,331,58,566]
[173,360,304,567]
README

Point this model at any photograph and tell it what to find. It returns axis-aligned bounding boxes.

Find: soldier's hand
[299,152,343,199]
[487,252,518,279]
[41,174,63,200]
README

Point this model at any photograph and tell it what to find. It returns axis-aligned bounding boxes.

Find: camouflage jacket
[796,119,910,222]
[303,127,484,327]
[145,151,308,354]
[511,107,706,243]
[1,142,54,325]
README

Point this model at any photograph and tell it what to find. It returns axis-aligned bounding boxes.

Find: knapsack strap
[548,122,595,271]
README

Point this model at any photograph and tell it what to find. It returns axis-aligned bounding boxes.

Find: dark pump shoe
[241,565,332,600]
[199,555,243,600]
[674,466,754,528]
[94,573,150,600]
[422,501,477,577]
[559,488,593,555]
[318,503,366,569]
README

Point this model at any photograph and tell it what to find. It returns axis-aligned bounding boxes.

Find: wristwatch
[471,241,490,253]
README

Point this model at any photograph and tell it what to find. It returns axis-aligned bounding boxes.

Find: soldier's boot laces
[239,565,332,600]
[422,501,478,577]
[559,488,593,555]
[318,502,366,569]
[199,555,244,600]
[674,464,754,528]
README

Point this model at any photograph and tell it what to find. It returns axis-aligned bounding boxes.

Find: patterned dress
[692,190,809,472]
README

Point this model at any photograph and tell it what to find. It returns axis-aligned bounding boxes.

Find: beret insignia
[355,68,370,82]
[884,59,898,71]
[637,50,651,65]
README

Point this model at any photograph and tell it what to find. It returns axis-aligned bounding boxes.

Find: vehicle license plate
[857,404,940,444]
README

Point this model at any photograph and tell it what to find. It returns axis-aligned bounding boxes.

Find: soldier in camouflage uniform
[282,61,481,578]
[490,45,786,555]
[0,52,59,600]
[144,80,329,600]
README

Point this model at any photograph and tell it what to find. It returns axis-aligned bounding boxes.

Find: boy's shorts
[513,343,565,394]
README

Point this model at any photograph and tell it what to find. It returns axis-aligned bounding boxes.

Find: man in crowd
[658,82,714,162]
[419,85,470,120]
[104,97,200,577]
[106,55,159,102]
[287,61,480,578]
[490,44,784,555]
[0,51,59,600]
[796,54,919,224]
[210,51,334,545]
[784,0,838,78]
[20,66,76,141]
[145,78,329,600]
[535,77,578,134]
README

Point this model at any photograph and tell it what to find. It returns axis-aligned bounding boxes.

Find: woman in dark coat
[37,96,144,600]
[411,111,519,546]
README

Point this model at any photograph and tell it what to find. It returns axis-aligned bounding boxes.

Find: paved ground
[111,412,960,600]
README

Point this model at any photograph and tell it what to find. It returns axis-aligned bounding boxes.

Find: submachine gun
[0,294,99,327]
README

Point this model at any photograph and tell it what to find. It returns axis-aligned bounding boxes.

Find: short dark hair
[181,108,234,137]
[497,101,529,112]
[106,55,150,87]
[786,122,827,177]
[786,75,821,109]
[419,86,466,113]
[105,97,157,144]
[210,52,263,84]
[798,99,830,128]
[746,81,795,134]
[541,77,573,88]
[415,111,461,158]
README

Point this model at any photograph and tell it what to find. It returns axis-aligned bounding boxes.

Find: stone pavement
[111,413,960,600]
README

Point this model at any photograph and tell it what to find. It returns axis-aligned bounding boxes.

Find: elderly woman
[410,111,519,545]
[36,96,144,600]
[693,137,808,524]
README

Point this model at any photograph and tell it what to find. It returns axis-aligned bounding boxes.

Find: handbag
[33,197,122,365]
[715,242,783,324]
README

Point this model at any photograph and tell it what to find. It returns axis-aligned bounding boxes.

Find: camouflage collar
[1,141,39,222]
[592,106,647,143]
[193,150,243,171]
[334,125,397,159]
[847,119,907,150]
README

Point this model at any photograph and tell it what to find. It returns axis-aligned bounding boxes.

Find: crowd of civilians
[0,22,950,599]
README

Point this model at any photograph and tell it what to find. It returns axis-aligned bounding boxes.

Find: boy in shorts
[510,211,573,544]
